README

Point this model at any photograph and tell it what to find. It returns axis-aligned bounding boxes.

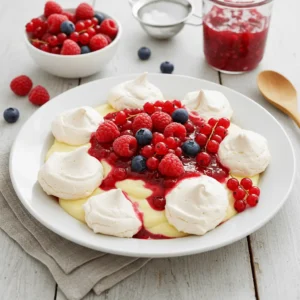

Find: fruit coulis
[203,6,270,72]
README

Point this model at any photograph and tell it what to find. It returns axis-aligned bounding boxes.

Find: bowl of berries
[25,2,122,78]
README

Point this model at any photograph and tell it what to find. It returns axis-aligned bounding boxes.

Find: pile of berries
[227,177,261,212]
[25,1,118,55]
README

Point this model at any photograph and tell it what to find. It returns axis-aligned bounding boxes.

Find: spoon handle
[289,111,300,128]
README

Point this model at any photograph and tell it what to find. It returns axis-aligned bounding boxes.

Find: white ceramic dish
[24,9,122,78]
[10,74,295,258]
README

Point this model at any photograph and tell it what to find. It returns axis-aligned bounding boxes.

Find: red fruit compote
[202,0,274,73]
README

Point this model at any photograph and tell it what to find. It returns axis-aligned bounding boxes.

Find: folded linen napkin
[0,152,150,300]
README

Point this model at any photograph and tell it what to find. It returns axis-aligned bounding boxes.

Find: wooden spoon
[257,70,300,127]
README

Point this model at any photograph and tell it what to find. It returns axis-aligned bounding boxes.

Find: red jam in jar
[203,3,272,73]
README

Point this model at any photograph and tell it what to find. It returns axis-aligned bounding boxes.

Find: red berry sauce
[203,6,270,72]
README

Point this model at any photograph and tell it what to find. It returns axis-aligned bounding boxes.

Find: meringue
[182,90,233,121]
[38,146,103,199]
[107,73,164,110]
[218,129,271,177]
[52,106,103,146]
[165,176,228,235]
[83,189,142,238]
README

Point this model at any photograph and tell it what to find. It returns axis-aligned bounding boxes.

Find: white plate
[10,74,295,258]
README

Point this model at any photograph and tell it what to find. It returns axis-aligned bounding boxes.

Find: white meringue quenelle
[165,176,228,236]
[218,129,271,177]
[83,189,142,238]
[52,106,103,146]
[182,90,233,121]
[107,73,164,110]
[38,146,103,200]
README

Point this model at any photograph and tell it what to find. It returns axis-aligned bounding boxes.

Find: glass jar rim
[208,0,273,8]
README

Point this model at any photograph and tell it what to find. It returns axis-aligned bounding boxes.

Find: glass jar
[202,0,274,74]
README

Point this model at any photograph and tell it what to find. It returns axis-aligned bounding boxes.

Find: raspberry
[61,40,81,55]
[102,34,112,44]
[10,75,33,96]
[132,113,152,133]
[89,34,108,51]
[44,1,63,18]
[151,111,172,132]
[75,3,94,20]
[99,19,118,39]
[164,123,187,141]
[28,86,50,106]
[158,153,184,177]
[95,120,120,143]
[62,11,76,23]
[47,14,68,34]
[113,135,137,157]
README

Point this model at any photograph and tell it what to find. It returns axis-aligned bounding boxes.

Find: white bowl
[10,74,295,257]
[24,10,122,78]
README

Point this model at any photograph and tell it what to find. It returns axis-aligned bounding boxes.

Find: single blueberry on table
[131,155,147,173]
[60,21,75,35]
[138,47,151,60]
[135,128,153,146]
[81,46,91,54]
[172,108,189,124]
[94,13,105,25]
[160,61,174,74]
[3,107,19,123]
[181,140,201,157]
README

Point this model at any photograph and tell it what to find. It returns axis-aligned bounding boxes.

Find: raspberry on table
[113,135,137,157]
[89,34,108,51]
[99,19,118,39]
[44,1,63,18]
[10,75,33,96]
[151,111,172,132]
[28,85,50,106]
[95,120,120,143]
[164,122,187,141]
[132,113,153,133]
[158,153,184,177]
[47,14,68,34]
[61,40,81,55]
[75,3,94,20]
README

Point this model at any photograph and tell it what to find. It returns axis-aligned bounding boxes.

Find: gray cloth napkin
[0,152,150,300]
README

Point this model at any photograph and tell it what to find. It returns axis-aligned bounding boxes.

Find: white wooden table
[1,0,300,299]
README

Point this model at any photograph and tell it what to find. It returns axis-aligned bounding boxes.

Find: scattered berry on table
[10,75,33,96]
[95,120,120,143]
[61,39,81,55]
[181,140,201,157]
[47,14,68,34]
[196,152,211,167]
[234,200,246,212]
[151,111,172,132]
[240,177,253,190]
[99,19,118,39]
[226,178,239,191]
[160,61,174,74]
[132,113,152,132]
[28,85,50,106]
[89,34,108,51]
[75,3,94,20]
[94,13,105,25]
[60,20,75,35]
[113,135,137,157]
[135,128,153,146]
[3,108,19,123]
[44,1,63,18]
[172,108,189,124]
[146,157,159,170]
[164,122,187,140]
[158,153,184,177]
[138,47,151,60]
[131,155,147,173]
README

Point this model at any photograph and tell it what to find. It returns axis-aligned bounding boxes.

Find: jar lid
[210,0,273,8]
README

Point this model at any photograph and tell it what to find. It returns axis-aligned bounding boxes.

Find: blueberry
[181,140,201,157]
[135,128,152,146]
[81,46,91,54]
[60,21,75,35]
[131,155,147,172]
[172,108,188,124]
[94,13,105,25]
[160,61,174,74]
[138,47,151,60]
[3,108,19,123]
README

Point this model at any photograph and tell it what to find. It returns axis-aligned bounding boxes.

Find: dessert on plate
[38,73,271,239]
